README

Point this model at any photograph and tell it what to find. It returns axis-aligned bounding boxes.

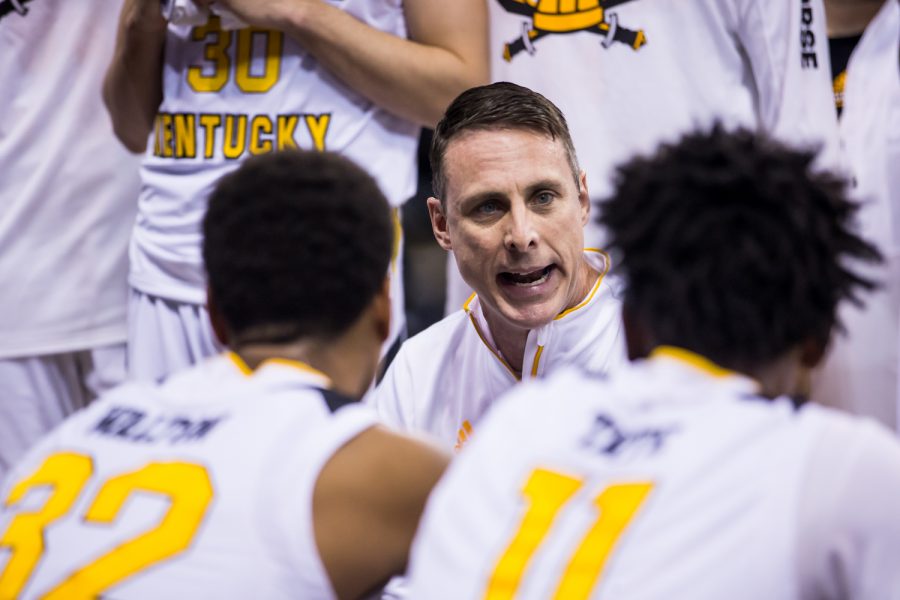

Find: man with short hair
[0,151,448,599]
[408,127,900,599]
[371,82,625,449]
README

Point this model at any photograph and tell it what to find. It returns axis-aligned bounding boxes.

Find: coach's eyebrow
[524,179,566,197]
[459,190,507,211]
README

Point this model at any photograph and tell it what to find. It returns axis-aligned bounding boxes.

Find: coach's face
[428,127,591,333]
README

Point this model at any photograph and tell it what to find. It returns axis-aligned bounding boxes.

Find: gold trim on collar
[650,346,736,379]
[227,352,331,385]
[227,352,254,376]
[555,248,611,320]
[463,294,519,380]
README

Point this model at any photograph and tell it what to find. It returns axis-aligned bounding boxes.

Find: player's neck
[824,0,883,37]
[233,332,378,400]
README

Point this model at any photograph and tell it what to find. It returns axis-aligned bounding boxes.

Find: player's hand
[197,0,309,31]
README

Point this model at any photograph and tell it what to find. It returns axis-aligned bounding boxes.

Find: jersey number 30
[485,468,652,600]
[0,452,213,598]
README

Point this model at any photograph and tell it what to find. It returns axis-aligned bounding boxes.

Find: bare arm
[204,0,489,127]
[314,425,449,599]
[103,0,168,153]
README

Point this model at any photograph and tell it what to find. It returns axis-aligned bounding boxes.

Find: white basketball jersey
[0,353,376,599]
[409,347,900,599]
[489,0,840,247]
[132,2,418,303]
[0,0,139,358]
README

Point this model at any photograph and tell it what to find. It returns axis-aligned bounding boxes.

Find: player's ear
[373,276,392,344]
[578,171,590,227]
[799,335,829,369]
[427,196,452,251]
[206,285,230,347]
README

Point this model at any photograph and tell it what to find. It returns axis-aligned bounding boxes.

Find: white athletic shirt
[0,353,375,599]
[372,250,626,449]
[489,0,840,246]
[132,2,418,304]
[409,347,900,599]
[814,0,900,431]
[0,0,139,358]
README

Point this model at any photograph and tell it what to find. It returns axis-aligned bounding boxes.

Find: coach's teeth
[505,266,551,285]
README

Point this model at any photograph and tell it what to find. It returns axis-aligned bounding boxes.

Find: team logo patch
[496,0,647,61]
[0,0,32,22]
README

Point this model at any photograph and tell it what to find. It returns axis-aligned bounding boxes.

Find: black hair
[430,82,579,199]
[202,150,393,343]
[599,125,881,370]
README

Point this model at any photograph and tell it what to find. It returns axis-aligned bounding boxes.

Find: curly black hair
[202,150,393,343]
[598,126,881,370]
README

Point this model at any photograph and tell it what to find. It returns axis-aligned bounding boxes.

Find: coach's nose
[504,202,539,253]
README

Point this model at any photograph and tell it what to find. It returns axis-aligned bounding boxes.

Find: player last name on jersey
[151,111,332,160]
[91,406,225,444]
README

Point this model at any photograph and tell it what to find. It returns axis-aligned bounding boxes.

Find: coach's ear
[427,197,452,251]
[578,170,590,227]
[206,285,230,347]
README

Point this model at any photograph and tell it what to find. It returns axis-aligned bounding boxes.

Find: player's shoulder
[799,402,900,463]
[477,366,613,440]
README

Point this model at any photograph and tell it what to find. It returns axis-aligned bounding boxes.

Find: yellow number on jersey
[484,468,653,600]
[188,17,283,94]
[0,453,93,598]
[187,17,233,93]
[0,454,213,598]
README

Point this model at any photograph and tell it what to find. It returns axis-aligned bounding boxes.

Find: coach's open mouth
[498,265,555,287]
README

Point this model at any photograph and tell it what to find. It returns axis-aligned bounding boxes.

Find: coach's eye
[533,191,554,206]
[477,200,500,215]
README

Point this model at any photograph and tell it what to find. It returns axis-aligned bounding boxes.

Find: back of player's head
[202,150,393,344]
[430,82,580,199]
[599,125,880,370]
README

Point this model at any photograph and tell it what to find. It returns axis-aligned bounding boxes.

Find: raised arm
[103,0,168,153]
[204,0,489,127]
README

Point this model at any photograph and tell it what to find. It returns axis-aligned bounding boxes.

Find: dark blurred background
[403,129,447,337]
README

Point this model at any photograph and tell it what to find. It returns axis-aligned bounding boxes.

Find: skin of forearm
[824,0,884,37]
[103,0,167,153]
[213,0,488,127]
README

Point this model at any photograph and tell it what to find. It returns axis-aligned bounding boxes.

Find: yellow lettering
[173,113,197,159]
[304,114,331,152]
[153,115,162,157]
[199,114,222,159]
[223,114,248,159]
[276,115,300,150]
[187,17,232,93]
[159,114,175,159]
[249,115,273,155]
[235,29,283,93]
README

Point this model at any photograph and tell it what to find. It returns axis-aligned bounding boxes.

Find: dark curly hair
[202,150,393,343]
[430,82,579,200]
[598,125,881,370]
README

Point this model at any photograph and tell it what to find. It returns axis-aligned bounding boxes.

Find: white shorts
[127,289,223,383]
[0,344,125,481]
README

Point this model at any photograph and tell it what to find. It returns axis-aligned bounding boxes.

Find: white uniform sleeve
[368,346,417,432]
[735,0,841,169]
[797,417,900,599]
